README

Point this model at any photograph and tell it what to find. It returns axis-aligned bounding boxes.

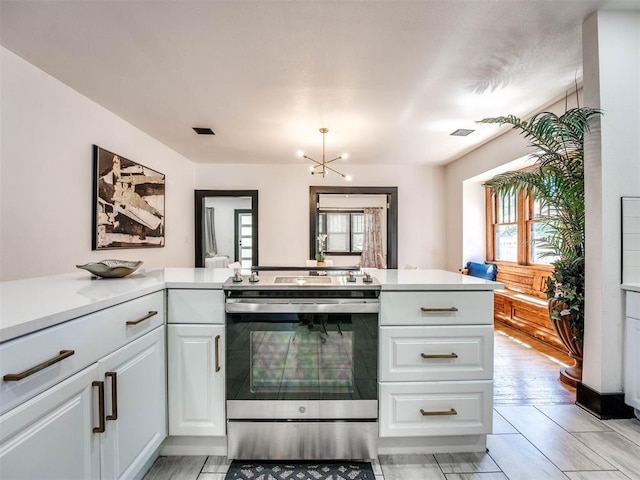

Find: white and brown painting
[92,145,165,249]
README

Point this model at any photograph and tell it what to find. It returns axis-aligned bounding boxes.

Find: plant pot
[549,298,583,387]
[317,261,325,267]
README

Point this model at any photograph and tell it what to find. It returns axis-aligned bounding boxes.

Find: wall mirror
[309,186,398,269]
[195,190,258,268]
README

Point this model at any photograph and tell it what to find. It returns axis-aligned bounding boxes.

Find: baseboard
[576,382,635,419]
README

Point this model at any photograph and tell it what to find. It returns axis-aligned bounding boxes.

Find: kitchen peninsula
[0,268,500,479]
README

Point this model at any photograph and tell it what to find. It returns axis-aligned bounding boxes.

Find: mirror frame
[194,190,259,268]
[309,186,398,269]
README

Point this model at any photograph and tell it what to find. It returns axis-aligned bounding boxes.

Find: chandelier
[297,128,352,181]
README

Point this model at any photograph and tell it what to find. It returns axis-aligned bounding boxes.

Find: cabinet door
[0,364,100,480]
[625,317,640,410]
[168,324,225,436]
[98,326,166,480]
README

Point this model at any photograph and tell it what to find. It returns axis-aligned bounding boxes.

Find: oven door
[226,304,378,418]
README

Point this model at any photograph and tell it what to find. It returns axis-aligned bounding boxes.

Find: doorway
[194,190,258,268]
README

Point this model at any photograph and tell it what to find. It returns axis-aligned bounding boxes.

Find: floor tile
[143,456,207,480]
[573,432,640,480]
[603,418,640,447]
[434,452,500,474]
[444,474,508,480]
[492,410,518,434]
[379,454,445,480]
[495,406,613,471]
[536,404,611,432]
[564,472,634,480]
[201,456,231,473]
[486,434,570,480]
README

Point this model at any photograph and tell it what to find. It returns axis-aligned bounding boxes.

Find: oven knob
[232,272,243,283]
[249,272,259,283]
[363,272,373,283]
[347,271,356,282]
[299,406,306,414]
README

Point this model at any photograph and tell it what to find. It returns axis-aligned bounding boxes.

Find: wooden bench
[492,263,564,351]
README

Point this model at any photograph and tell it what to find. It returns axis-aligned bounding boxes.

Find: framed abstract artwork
[92,145,165,250]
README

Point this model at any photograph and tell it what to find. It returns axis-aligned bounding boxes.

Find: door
[0,364,100,480]
[235,209,253,268]
[98,326,166,480]
[168,324,225,436]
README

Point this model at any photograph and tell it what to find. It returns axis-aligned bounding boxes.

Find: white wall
[0,47,196,281]
[203,196,252,260]
[443,94,581,272]
[194,163,445,269]
[582,11,640,395]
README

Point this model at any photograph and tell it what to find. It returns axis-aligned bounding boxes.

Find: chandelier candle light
[297,128,352,181]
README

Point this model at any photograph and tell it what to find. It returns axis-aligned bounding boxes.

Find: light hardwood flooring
[144,325,640,480]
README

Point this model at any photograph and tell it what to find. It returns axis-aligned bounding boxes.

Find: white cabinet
[0,364,100,480]
[167,289,225,437]
[625,292,640,414]
[98,326,166,480]
[378,289,494,451]
[168,324,225,435]
[0,292,166,480]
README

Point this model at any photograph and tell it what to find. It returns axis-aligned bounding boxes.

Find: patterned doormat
[224,460,376,479]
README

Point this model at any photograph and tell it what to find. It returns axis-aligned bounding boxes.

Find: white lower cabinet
[168,324,225,436]
[98,326,166,480]
[0,294,166,480]
[625,292,640,413]
[0,364,100,480]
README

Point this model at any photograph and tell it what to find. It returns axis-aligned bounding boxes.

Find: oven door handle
[225,299,379,314]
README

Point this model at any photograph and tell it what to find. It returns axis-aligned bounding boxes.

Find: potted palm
[479,106,601,385]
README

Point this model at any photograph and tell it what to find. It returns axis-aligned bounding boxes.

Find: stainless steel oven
[223,271,380,460]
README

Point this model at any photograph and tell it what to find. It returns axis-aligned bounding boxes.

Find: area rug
[224,460,376,479]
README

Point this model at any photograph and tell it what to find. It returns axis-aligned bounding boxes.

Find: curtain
[361,207,385,268]
[204,207,217,256]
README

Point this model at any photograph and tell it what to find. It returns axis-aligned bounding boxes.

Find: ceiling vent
[193,127,215,135]
[450,129,475,136]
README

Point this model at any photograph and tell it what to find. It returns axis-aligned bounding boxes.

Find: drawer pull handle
[3,349,75,382]
[420,307,459,313]
[105,371,118,421]
[420,408,458,416]
[92,381,106,433]
[215,335,221,373]
[421,353,459,359]
[126,310,158,326]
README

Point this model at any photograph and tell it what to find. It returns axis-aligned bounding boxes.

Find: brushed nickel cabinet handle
[3,350,75,381]
[126,310,158,326]
[421,353,459,359]
[92,381,106,433]
[214,335,221,373]
[420,307,459,313]
[105,371,118,421]
[420,408,457,416]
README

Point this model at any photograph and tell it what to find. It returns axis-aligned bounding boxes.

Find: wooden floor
[144,325,640,480]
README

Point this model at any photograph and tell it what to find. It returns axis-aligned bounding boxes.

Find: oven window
[226,312,378,401]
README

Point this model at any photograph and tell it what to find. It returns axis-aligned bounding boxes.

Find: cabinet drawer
[0,291,164,415]
[628,292,640,320]
[379,326,493,382]
[379,381,493,437]
[380,291,493,325]
[168,289,224,324]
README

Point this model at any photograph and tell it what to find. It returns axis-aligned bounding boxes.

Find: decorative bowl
[76,260,143,278]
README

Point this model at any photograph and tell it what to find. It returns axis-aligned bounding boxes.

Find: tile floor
[143,325,640,480]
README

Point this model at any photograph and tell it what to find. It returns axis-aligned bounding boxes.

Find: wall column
[580,11,640,417]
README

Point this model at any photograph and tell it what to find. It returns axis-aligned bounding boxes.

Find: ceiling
[2,0,639,167]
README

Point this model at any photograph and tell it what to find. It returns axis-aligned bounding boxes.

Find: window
[318,211,364,254]
[486,190,554,266]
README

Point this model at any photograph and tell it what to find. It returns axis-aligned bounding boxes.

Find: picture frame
[92,145,165,250]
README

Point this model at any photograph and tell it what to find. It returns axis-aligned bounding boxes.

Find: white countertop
[0,267,501,343]
[622,283,640,293]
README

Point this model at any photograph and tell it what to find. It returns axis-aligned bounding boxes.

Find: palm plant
[478,107,602,350]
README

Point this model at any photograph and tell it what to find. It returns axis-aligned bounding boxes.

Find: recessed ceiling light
[450,129,475,136]
[193,127,215,135]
